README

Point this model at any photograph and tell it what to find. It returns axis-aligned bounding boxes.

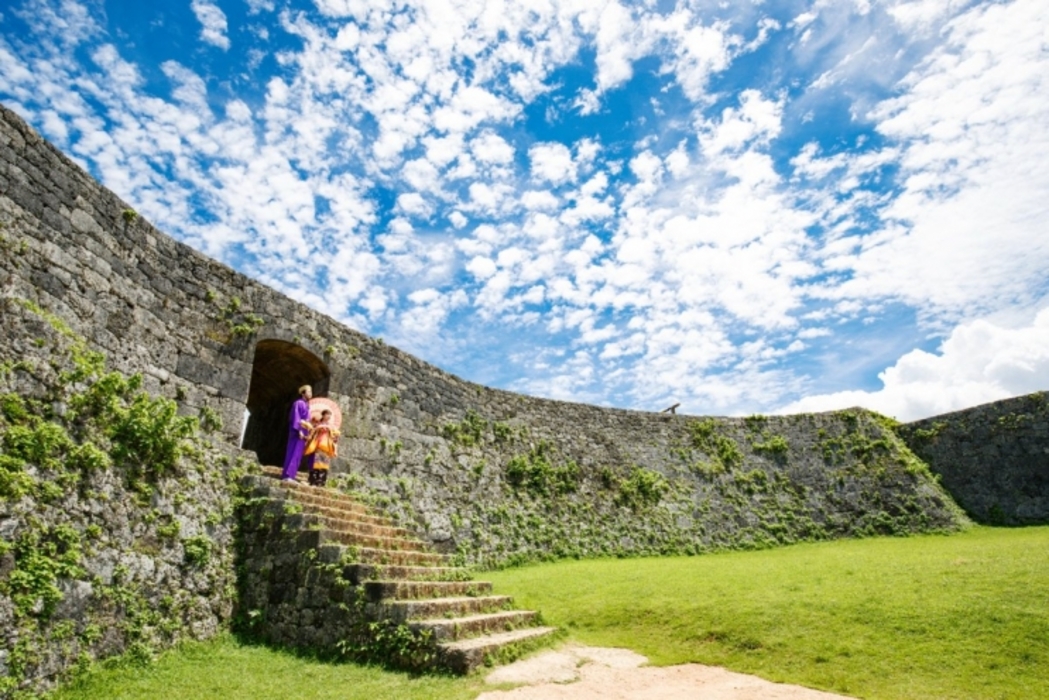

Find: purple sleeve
[291,398,309,427]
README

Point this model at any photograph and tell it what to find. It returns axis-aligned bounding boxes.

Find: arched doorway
[242,339,330,466]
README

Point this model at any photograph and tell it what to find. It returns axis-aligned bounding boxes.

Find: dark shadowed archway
[242,339,330,466]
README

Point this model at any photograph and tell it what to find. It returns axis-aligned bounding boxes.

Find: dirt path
[476,645,856,700]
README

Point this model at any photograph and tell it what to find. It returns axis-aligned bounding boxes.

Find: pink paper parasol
[308,397,342,430]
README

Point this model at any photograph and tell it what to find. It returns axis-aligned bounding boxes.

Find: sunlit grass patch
[54,527,1049,700]
[487,526,1049,699]
[52,634,486,700]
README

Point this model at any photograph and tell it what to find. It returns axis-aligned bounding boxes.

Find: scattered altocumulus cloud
[191,0,230,51]
[0,0,1046,421]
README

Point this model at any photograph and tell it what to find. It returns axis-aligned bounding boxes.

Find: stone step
[315,513,417,541]
[323,541,446,570]
[410,609,540,642]
[259,468,388,515]
[344,563,472,584]
[363,579,493,602]
[250,469,557,676]
[300,502,404,530]
[438,626,559,674]
[260,465,306,481]
[284,487,383,518]
[244,476,380,520]
[376,595,512,624]
[319,527,432,553]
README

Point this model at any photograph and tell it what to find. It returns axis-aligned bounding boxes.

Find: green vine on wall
[505,441,580,498]
[614,466,668,510]
[441,409,488,447]
[204,293,265,342]
[0,297,232,696]
[686,418,744,475]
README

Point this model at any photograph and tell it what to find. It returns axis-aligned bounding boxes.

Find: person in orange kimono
[304,408,339,487]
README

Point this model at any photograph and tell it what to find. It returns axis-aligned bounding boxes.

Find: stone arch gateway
[241,339,330,466]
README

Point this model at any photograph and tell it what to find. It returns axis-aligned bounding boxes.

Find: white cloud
[191,0,230,50]
[699,89,782,157]
[529,142,576,184]
[246,0,275,14]
[6,0,1048,421]
[655,12,737,101]
[396,192,430,216]
[521,189,560,211]
[448,210,467,228]
[466,255,497,280]
[471,130,515,165]
[819,0,1049,319]
[777,309,1049,421]
[887,0,958,31]
[468,182,511,214]
[397,287,469,343]
[422,133,463,167]
[593,1,646,92]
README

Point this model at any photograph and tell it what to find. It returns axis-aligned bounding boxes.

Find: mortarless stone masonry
[0,102,967,562]
[0,101,1012,694]
[897,392,1049,525]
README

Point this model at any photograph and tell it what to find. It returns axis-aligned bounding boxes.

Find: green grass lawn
[56,526,1049,700]
[488,525,1049,699]
[51,635,489,700]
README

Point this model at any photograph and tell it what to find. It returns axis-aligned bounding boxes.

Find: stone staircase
[236,470,556,673]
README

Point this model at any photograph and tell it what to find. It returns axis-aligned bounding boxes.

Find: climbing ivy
[505,441,579,498]
[441,409,488,447]
[687,418,745,474]
[614,466,668,510]
[0,297,237,696]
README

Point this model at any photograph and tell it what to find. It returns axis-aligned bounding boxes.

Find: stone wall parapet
[898,392,1049,524]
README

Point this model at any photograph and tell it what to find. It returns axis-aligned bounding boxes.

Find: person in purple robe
[281,384,313,481]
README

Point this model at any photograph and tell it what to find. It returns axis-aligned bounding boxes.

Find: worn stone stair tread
[341,544,447,566]
[437,626,560,674]
[250,475,383,519]
[316,543,447,567]
[439,625,558,653]
[318,517,417,541]
[243,470,556,673]
[279,488,374,515]
[316,541,448,566]
[306,505,406,531]
[363,579,493,601]
[319,526,423,547]
[259,470,387,517]
[412,609,535,627]
[287,492,382,517]
[410,609,540,641]
[378,594,513,622]
[298,498,395,520]
[345,563,472,583]
[320,529,436,553]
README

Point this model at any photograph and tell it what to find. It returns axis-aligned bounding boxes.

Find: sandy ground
[476,645,856,700]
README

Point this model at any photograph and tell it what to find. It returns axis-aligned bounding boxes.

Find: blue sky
[2,0,1048,421]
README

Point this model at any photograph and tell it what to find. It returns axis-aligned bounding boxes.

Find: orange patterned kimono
[304,419,338,486]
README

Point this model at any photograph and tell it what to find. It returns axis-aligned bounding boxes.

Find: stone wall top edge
[902,390,1048,428]
[12,101,1036,430]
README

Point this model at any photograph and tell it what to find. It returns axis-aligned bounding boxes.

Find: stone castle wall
[898,392,1049,525]
[0,298,246,696]
[0,103,967,564]
[0,102,972,694]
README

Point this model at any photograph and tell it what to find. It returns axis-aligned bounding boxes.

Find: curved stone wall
[898,392,1049,525]
[0,102,972,692]
[0,298,244,696]
[0,102,969,567]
